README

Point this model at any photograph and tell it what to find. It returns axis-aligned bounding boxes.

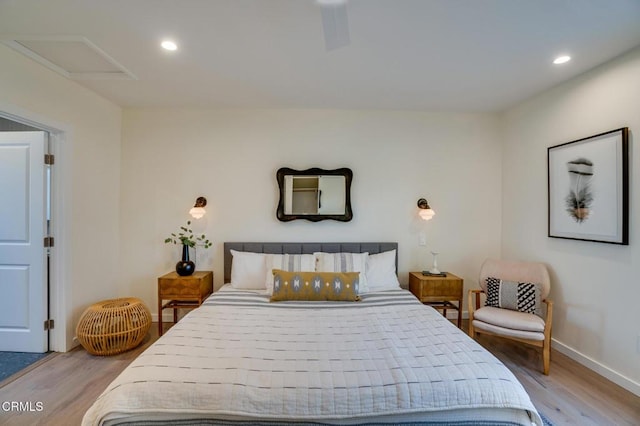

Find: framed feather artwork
[548,128,629,245]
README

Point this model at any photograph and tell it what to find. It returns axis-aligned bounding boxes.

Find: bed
[82,242,542,426]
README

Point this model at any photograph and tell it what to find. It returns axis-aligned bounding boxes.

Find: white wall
[502,46,640,393]
[120,109,502,316]
[0,45,122,351]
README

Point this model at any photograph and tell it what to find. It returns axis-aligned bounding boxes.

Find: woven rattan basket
[76,297,151,356]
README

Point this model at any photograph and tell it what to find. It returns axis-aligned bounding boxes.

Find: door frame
[0,102,71,352]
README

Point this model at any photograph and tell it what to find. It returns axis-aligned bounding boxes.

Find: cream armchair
[468,259,553,375]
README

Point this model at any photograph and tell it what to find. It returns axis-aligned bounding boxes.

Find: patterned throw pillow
[485,277,542,316]
[270,270,360,302]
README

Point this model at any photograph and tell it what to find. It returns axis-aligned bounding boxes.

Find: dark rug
[0,351,50,382]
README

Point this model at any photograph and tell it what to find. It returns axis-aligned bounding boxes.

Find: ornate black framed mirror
[276,167,353,222]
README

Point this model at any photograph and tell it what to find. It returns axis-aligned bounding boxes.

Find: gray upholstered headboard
[223,242,398,284]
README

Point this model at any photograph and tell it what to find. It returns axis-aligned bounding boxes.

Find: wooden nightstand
[409,271,463,328]
[157,271,213,335]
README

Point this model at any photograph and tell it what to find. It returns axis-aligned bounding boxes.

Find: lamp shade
[189,197,207,219]
[417,198,435,221]
[189,206,206,219]
[418,208,435,221]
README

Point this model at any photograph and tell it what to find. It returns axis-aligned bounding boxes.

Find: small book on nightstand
[421,271,447,277]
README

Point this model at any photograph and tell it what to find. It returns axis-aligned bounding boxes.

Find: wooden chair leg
[542,343,550,375]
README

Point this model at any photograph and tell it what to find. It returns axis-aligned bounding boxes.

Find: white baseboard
[551,339,640,397]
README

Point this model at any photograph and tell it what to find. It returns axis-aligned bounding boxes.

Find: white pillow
[264,253,315,294]
[314,252,369,293]
[366,250,400,292]
[230,250,267,290]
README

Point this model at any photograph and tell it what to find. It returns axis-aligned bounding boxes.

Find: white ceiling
[1,0,640,112]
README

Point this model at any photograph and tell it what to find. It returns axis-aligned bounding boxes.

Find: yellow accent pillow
[270,270,360,302]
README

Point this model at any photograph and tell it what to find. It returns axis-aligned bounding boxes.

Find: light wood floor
[1,321,638,426]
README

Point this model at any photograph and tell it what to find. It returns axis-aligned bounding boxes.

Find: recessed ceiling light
[553,55,571,65]
[161,40,177,51]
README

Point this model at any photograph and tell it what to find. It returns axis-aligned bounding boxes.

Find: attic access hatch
[1,36,136,80]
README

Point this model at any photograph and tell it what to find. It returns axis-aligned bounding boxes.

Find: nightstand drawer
[158,271,213,299]
[415,279,462,300]
[409,273,462,300]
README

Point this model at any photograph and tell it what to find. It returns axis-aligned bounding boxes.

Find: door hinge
[44,319,54,330]
[45,154,54,165]
[44,236,54,248]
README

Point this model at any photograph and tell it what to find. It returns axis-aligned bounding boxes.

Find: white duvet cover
[83,288,542,426]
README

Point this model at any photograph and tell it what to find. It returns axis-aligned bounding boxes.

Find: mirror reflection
[284,175,346,215]
[277,168,353,222]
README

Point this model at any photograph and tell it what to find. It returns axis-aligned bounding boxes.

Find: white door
[0,131,48,352]
[317,175,346,215]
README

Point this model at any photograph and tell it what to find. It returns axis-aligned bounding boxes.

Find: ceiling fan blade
[320,1,350,51]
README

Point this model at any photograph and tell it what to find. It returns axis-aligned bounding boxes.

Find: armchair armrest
[469,289,483,309]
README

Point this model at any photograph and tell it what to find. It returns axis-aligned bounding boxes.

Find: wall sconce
[189,197,207,219]
[417,198,435,221]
